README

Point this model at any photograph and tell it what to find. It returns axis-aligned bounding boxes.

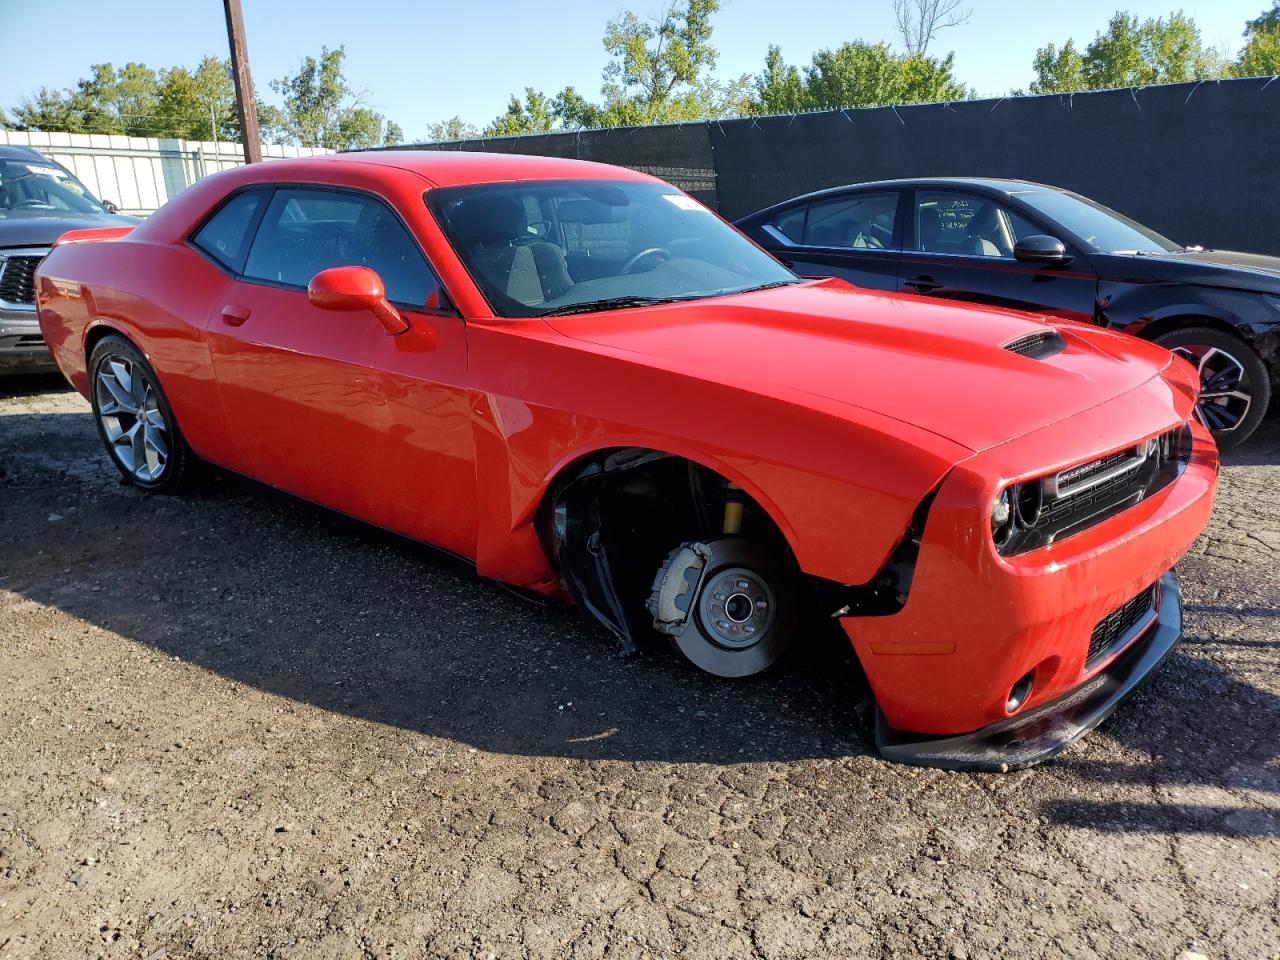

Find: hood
[546,279,1174,453]
[1091,247,1280,294]
[0,211,141,250]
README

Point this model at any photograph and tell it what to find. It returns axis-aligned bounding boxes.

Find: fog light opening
[1006,670,1035,714]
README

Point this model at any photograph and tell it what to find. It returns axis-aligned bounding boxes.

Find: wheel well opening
[84,324,127,364]
[1137,314,1242,344]
[538,448,792,653]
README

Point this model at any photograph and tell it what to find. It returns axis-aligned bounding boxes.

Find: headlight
[991,488,1013,545]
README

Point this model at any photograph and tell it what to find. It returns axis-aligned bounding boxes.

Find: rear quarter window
[191,191,264,270]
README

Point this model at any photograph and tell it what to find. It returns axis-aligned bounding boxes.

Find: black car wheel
[1154,327,1271,451]
[89,335,201,492]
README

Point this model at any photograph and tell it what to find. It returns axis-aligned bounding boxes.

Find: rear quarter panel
[37,237,236,464]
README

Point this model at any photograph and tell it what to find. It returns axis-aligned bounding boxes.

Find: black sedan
[736,178,1280,449]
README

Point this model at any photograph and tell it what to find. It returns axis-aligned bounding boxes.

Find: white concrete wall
[1,130,333,216]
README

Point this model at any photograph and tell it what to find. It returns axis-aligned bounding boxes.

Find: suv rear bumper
[0,304,56,372]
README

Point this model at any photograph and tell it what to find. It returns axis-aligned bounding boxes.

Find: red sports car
[34,152,1218,770]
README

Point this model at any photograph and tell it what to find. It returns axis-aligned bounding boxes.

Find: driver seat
[455,196,572,305]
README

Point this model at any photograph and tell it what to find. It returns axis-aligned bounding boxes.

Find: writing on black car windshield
[427,180,796,317]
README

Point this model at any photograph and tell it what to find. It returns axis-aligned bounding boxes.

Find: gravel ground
[1,374,1277,960]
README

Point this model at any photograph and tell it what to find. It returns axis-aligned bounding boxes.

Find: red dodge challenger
[35,152,1218,770]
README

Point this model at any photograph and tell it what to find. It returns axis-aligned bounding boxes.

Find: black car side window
[191,191,264,271]
[915,191,1019,259]
[769,205,807,243]
[243,187,441,308]
[802,193,897,250]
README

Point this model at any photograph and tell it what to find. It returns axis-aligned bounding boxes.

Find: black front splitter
[874,570,1183,772]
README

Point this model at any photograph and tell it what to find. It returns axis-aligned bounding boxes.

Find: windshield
[1015,189,1181,254]
[426,179,796,317]
[0,159,107,217]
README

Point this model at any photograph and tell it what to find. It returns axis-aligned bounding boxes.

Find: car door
[897,188,1098,323]
[200,184,477,558]
[755,191,904,291]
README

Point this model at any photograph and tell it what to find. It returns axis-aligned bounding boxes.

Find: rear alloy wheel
[1155,327,1271,451]
[89,335,199,492]
[647,538,798,678]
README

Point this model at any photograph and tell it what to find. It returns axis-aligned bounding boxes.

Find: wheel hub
[698,568,774,649]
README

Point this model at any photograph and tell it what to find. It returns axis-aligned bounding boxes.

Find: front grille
[997,423,1192,555]
[1087,583,1158,667]
[0,255,42,304]
[1003,330,1065,359]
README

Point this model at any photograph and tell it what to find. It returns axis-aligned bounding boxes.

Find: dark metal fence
[389,77,1280,254]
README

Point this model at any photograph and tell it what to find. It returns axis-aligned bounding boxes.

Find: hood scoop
[1003,330,1065,360]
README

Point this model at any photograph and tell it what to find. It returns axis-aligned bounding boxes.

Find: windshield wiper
[541,295,692,317]
[737,280,798,292]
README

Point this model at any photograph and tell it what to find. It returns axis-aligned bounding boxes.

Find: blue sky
[0,0,1267,141]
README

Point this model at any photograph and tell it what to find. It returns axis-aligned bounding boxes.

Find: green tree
[483,0,740,134]
[1032,11,1225,94]
[154,57,238,141]
[1030,40,1086,93]
[1235,26,1280,74]
[424,117,481,142]
[803,41,968,108]
[753,45,809,113]
[484,88,557,137]
[551,87,606,130]
[596,0,736,124]
[1246,2,1280,34]
[270,46,400,150]
[751,41,968,113]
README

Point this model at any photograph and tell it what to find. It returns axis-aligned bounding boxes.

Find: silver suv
[1,145,138,374]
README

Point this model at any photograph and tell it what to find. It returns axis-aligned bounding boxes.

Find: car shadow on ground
[2,404,1277,828]
[1,411,872,767]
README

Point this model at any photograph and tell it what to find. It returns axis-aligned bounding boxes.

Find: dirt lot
[1,375,1277,960]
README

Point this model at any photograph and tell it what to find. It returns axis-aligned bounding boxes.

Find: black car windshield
[1015,189,1182,254]
[426,179,796,317]
[0,159,107,217]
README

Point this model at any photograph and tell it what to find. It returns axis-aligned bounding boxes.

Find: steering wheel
[15,199,51,209]
[621,247,673,274]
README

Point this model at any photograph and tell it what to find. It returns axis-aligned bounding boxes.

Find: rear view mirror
[1014,235,1069,265]
[308,265,408,335]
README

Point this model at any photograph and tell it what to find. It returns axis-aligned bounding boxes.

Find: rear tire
[1154,327,1270,451]
[88,335,201,493]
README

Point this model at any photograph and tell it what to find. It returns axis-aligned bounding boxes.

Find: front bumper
[874,569,1182,771]
[842,386,1218,759]
[0,304,56,373]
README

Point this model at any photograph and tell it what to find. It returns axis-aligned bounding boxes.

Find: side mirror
[1014,235,1070,266]
[101,199,120,214]
[308,265,408,335]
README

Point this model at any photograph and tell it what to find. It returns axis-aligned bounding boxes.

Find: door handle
[221,304,251,327]
[903,275,942,292]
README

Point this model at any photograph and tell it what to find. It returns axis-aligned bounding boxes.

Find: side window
[802,193,897,250]
[243,187,440,307]
[1003,208,1043,243]
[915,191,1017,259]
[191,190,264,270]
[769,205,806,243]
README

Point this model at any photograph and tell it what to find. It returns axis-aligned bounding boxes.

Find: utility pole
[223,0,262,163]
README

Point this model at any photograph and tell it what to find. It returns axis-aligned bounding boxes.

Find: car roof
[0,144,51,162]
[739,177,1070,219]
[328,149,657,188]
